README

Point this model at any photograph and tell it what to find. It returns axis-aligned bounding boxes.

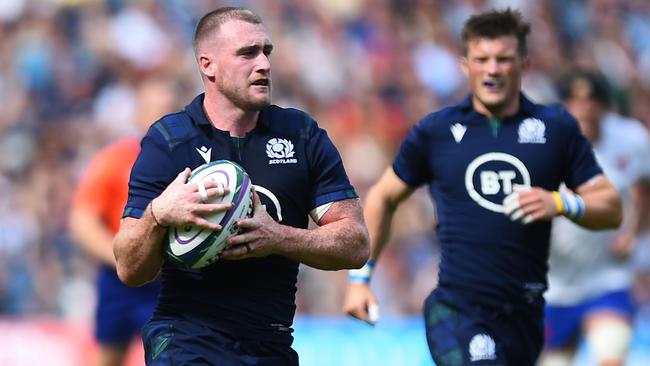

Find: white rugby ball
[166,160,253,269]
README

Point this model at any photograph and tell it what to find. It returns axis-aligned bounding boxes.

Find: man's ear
[460,56,469,78]
[199,53,217,79]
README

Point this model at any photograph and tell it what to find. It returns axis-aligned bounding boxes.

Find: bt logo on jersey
[465,152,531,213]
[480,170,517,195]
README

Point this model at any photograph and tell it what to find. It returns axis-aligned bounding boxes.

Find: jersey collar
[184,93,211,126]
[183,93,271,134]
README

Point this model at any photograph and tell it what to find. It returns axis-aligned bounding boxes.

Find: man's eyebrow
[236,43,274,54]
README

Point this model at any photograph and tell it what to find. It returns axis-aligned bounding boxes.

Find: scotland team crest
[518,118,546,144]
[468,333,497,361]
[266,138,298,164]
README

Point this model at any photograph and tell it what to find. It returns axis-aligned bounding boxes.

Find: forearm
[365,188,397,262]
[279,217,368,270]
[362,168,413,264]
[343,170,410,325]
[576,182,622,230]
[113,204,167,286]
[69,209,117,267]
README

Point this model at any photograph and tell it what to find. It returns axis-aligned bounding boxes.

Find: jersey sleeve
[306,123,358,209]
[561,110,603,190]
[123,127,178,219]
[392,115,433,188]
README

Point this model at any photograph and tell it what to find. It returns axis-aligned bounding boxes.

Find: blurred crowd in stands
[1,0,650,326]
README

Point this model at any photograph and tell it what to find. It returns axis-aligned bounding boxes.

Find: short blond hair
[193,7,263,54]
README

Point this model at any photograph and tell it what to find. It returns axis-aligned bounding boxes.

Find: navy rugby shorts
[423,290,544,366]
[142,318,299,366]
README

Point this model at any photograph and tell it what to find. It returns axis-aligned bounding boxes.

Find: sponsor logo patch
[196,146,212,164]
[465,152,531,212]
[450,123,467,143]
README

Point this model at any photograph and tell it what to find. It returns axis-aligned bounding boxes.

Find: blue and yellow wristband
[552,191,585,222]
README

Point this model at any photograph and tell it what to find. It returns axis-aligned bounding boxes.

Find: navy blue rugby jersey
[123,94,357,342]
[394,93,602,306]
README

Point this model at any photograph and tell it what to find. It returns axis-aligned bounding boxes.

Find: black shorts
[423,290,544,366]
[142,318,299,366]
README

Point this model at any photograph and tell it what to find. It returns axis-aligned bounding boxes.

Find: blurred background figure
[69,77,178,366]
[541,69,650,366]
[345,8,623,365]
[1,1,650,365]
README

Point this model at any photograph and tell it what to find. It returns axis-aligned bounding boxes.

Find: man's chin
[478,95,507,111]
[242,97,271,111]
[254,95,271,108]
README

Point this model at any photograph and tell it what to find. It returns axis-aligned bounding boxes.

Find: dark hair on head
[193,7,263,53]
[461,8,531,56]
[558,68,611,106]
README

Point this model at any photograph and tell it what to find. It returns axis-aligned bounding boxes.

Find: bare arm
[574,174,623,229]
[221,191,370,270]
[69,207,117,267]
[113,210,167,286]
[364,168,416,262]
[114,168,232,287]
[343,167,415,323]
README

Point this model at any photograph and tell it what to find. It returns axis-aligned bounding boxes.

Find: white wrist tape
[349,260,375,284]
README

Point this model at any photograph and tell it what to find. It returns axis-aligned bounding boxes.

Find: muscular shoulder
[146,111,199,151]
[262,105,318,140]
[407,106,459,142]
[529,102,578,129]
[421,105,459,128]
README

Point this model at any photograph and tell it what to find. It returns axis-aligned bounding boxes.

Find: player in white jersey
[541,69,650,366]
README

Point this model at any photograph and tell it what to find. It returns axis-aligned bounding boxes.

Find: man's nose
[486,59,500,74]
[256,53,270,73]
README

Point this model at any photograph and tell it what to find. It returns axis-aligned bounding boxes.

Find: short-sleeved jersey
[72,137,159,317]
[393,93,601,307]
[546,112,650,305]
[124,94,357,344]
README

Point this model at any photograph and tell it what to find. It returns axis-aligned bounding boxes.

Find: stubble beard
[221,82,271,112]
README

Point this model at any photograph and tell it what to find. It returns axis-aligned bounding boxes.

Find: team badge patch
[266,138,298,164]
[518,118,546,144]
[468,333,497,362]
